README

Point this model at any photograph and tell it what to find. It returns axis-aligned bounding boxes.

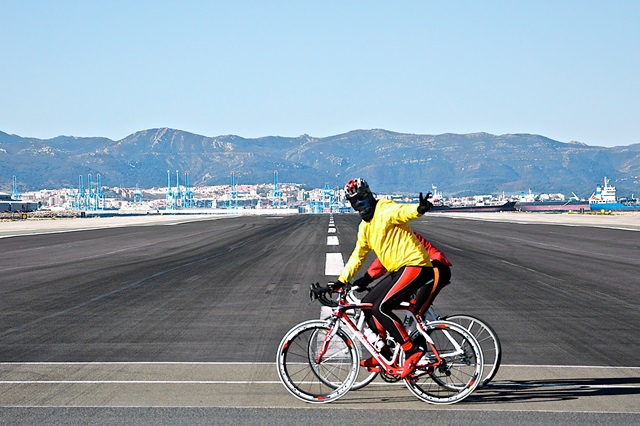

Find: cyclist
[332,178,434,378]
[354,232,452,318]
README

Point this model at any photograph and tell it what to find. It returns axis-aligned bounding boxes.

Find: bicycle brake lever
[309,282,321,300]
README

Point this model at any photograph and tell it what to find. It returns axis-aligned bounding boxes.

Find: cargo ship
[515,199,589,212]
[428,186,516,213]
[515,189,589,212]
[430,200,517,213]
[589,177,640,211]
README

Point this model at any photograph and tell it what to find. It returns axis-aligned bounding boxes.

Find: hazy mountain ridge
[1,128,639,197]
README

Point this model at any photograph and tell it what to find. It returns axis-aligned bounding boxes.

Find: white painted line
[327,236,339,245]
[325,252,344,276]
[0,380,409,388]
[2,380,638,389]
[328,227,336,233]
[0,380,282,385]
[0,362,274,365]
[2,362,637,369]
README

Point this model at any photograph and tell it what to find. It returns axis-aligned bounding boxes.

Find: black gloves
[352,273,374,291]
[309,282,342,307]
[309,280,345,300]
[417,192,433,214]
[309,282,330,300]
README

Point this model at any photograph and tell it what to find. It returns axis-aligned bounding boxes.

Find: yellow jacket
[338,199,432,283]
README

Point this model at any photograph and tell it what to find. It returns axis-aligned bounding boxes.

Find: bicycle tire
[276,320,358,403]
[404,320,483,405]
[443,314,502,387]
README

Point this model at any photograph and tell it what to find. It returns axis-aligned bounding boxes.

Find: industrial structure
[70,174,105,211]
[183,172,194,208]
[272,170,283,207]
[7,170,347,215]
[12,175,21,200]
[133,185,144,205]
[228,171,238,210]
[0,176,38,212]
[164,170,194,209]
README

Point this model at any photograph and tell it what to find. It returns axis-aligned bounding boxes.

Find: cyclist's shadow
[333,377,640,405]
[466,377,640,404]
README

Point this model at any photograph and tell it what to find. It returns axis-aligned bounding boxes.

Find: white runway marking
[2,380,638,389]
[0,380,283,384]
[325,252,344,276]
[327,235,339,245]
[325,219,344,275]
[1,364,638,386]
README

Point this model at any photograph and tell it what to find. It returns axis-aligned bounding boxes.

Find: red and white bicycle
[275,283,484,404]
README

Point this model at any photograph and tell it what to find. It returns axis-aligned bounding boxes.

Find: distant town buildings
[14,182,351,213]
[4,175,588,215]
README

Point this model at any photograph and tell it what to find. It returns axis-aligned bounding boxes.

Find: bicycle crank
[380,372,402,383]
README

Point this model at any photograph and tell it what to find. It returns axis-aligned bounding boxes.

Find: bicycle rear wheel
[404,320,483,405]
[443,314,501,387]
[276,320,358,403]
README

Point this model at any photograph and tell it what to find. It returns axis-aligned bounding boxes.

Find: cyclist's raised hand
[417,192,433,214]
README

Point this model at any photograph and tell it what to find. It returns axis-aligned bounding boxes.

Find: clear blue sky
[1,0,638,147]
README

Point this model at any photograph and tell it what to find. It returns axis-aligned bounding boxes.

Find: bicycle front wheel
[404,320,483,405]
[443,314,502,387]
[310,327,378,391]
[276,320,358,403]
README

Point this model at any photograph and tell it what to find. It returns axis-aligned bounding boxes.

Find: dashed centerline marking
[325,253,345,276]
[325,216,344,276]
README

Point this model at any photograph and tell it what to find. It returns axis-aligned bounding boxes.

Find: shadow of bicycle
[466,377,640,404]
[333,376,640,406]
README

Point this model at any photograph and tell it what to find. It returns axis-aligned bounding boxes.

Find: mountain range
[2,128,639,198]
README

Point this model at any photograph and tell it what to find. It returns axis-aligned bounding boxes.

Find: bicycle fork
[314,317,341,364]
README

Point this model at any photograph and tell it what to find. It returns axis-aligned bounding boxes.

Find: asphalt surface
[1,213,639,425]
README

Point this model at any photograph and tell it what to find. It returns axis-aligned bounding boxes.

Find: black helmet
[344,178,377,222]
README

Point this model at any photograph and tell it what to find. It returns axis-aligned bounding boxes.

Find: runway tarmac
[1,212,638,424]
[2,210,640,238]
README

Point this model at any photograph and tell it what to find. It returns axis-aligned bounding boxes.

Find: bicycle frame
[316,291,458,378]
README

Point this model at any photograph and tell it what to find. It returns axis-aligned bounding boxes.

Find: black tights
[415,261,451,317]
[362,265,434,346]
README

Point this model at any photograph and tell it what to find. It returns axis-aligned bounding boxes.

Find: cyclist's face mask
[348,191,377,222]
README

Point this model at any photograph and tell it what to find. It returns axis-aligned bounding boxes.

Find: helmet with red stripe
[344,178,370,199]
[344,178,377,222]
